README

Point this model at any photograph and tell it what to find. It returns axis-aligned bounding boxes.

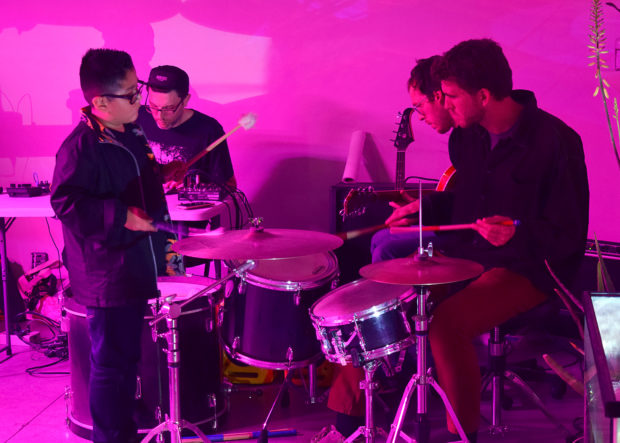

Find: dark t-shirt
[137,107,234,185]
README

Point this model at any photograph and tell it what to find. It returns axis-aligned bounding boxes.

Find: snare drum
[65,276,223,439]
[221,252,339,369]
[310,279,415,366]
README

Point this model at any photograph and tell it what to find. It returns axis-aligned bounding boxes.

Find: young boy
[51,48,176,442]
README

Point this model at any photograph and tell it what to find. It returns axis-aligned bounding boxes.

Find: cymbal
[360,255,484,286]
[172,228,344,260]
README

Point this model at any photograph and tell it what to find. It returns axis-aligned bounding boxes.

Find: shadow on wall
[250,156,344,233]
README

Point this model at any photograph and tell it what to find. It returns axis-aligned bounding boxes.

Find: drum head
[229,252,338,290]
[311,279,413,326]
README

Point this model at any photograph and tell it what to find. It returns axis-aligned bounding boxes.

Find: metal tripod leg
[504,369,572,435]
[387,285,469,443]
[141,314,211,443]
[258,368,294,442]
[482,327,572,437]
[345,360,387,443]
[141,418,211,443]
[387,371,468,443]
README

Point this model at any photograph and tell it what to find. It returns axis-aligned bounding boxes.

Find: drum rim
[226,251,339,291]
[311,296,405,326]
[310,278,411,326]
[221,339,324,370]
[320,336,415,366]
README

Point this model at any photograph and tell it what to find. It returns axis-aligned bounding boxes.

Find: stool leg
[488,328,508,435]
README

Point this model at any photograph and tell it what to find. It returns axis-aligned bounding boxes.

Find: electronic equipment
[178,183,222,202]
[7,182,50,198]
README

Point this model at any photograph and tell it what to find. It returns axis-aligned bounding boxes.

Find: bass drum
[65,276,224,439]
[221,252,339,369]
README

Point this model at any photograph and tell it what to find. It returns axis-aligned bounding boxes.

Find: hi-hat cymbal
[360,255,484,286]
[172,228,344,260]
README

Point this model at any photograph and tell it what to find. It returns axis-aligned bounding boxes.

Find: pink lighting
[150,14,270,104]
[0,1,617,272]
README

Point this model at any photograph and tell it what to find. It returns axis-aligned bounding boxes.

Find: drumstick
[336,224,386,241]
[390,219,519,234]
[336,219,519,242]
[185,112,257,169]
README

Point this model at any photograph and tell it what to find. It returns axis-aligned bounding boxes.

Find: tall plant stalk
[589,0,620,169]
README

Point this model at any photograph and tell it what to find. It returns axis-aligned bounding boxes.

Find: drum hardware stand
[307,362,319,404]
[479,327,572,437]
[141,261,256,443]
[386,282,468,443]
[344,359,388,443]
[388,186,467,443]
[258,348,295,443]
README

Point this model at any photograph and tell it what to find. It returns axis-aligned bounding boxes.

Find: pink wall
[1,1,619,270]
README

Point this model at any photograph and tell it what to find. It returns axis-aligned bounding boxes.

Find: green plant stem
[598,75,620,168]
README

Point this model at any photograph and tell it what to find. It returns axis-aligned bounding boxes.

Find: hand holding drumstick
[162,113,257,190]
[390,215,519,247]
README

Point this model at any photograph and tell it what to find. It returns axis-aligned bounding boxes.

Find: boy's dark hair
[79,48,135,104]
[433,38,512,99]
[407,55,442,99]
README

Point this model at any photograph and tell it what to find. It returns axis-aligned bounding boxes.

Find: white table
[0,193,228,356]
[0,194,227,221]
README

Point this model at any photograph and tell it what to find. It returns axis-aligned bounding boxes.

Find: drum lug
[205,316,214,333]
[232,336,241,358]
[237,279,247,296]
[286,346,294,364]
[330,277,339,290]
[207,393,218,429]
[332,331,348,366]
[353,316,367,353]
[64,385,72,427]
[135,375,142,400]
[60,309,69,333]
[151,324,158,343]
[217,307,224,327]
[400,308,413,334]
[294,287,301,306]
[155,405,163,424]
[317,326,331,354]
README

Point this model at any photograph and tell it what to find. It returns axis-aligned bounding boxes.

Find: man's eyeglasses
[411,96,430,115]
[101,83,143,105]
[145,98,185,116]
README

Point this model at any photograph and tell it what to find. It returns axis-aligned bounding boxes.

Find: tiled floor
[0,331,584,443]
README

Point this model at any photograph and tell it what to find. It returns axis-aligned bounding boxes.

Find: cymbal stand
[345,359,387,443]
[258,350,295,443]
[387,282,468,443]
[141,261,256,443]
